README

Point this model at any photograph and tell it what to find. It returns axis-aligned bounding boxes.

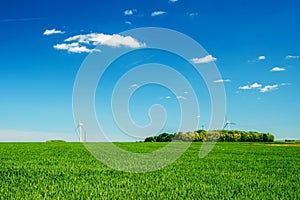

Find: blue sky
[0,0,299,141]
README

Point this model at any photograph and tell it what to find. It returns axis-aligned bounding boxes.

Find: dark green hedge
[144,130,274,142]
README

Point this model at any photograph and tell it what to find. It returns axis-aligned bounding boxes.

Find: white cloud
[189,13,199,17]
[176,96,187,100]
[214,79,231,83]
[183,91,188,94]
[64,33,146,48]
[124,9,137,15]
[239,82,262,90]
[129,83,139,89]
[151,11,166,17]
[285,55,299,59]
[191,55,217,64]
[53,43,100,53]
[281,83,292,86]
[166,96,171,99]
[43,28,65,35]
[53,32,145,54]
[239,82,281,93]
[125,21,132,25]
[169,0,178,2]
[271,67,286,72]
[258,55,266,60]
[260,84,278,93]
[248,55,266,62]
[251,82,263,88]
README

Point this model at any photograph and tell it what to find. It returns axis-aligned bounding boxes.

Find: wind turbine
[76,121,86,142]
[223,116,236,130]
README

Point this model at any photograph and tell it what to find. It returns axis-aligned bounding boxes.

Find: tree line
[144,130,274,142]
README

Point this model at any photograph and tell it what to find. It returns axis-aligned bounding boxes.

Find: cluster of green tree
[144,130,274,142]
[46,140,66,143]
[144,133,174,142]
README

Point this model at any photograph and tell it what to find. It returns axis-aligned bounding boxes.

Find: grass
[0,142,299,199]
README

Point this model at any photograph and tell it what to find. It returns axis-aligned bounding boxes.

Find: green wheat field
[0,142,299,199]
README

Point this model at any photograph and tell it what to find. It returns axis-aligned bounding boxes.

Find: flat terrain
[0,142,299,199]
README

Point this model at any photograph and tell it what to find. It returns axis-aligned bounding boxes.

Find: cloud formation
[54,33,146,53]
[248,55,266,62]
[214,79,231,83]
[239,82,262,90]
[239,82,281,93]
[285,55,299,59]
[260,84,278,93]
[53,43,100,53]
[43,28,65,35]
[151,11,166,16]
[191,55,217,64]
[176,96,187,100]
[169,0,178,2]
[129,83,139,90]
[189,13,199,17]
[64,33,146,48]
[124,9,137,15]
[271,67,285,72]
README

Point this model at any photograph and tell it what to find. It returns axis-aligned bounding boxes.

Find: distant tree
[194,130,206,142]
[205,131,220,142]
[174,132,194,142]
[144,136,155,142]
[267,133,274,142]
[262,133,268,142]
[46,140,66,143]
[144,130,275,142]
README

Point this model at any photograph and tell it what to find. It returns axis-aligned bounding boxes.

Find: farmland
[0,142,299,199]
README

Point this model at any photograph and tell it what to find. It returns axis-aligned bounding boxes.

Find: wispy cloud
[239,82,281,93]
[239,82,262,90]
[248,55,266,62]
[64,33,146,48]
[129,83,139,89]
[125,21,132,25]
[151,11,166,17]
[271,66,285,72]
[0,17,41,23]
[214,79,231,83]
[54,33,146,53]
[285,55,299,59]
[124,9,137,16]
[176,96,187,100]
[258,55,266,60]
[191,55,217,64]
[260,84,278,93]
[53,43,100,53]
[169,0,178,2]
[189,12,199,17]
[281,83,292,86]
[43,28,65,35]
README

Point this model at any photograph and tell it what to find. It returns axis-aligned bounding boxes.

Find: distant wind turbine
[223,116,236,130]
[76,121,86,142]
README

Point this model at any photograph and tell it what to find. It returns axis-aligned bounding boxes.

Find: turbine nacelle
[223,117,236,130]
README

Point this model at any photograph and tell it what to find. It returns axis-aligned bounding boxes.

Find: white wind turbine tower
[76,121,86,142]
[223,116,236,130]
